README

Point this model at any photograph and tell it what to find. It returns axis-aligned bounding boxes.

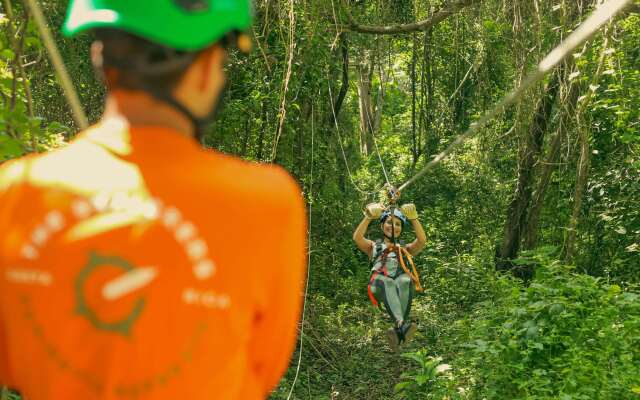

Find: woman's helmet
[379,208,407,225]
[63,0,252,51]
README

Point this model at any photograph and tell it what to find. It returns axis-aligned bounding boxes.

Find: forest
[1,0,639,399]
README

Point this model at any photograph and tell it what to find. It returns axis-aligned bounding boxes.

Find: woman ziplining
[344,0,632,353]
[353,192,426,352]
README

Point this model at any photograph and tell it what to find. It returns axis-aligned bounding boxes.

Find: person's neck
[101,90,195,138]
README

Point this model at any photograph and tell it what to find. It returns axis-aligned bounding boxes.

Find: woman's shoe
[401,322,417,344]
[386,328,400,353]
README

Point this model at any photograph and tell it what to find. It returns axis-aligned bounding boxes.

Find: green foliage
[0,134,22,160]
[0,6,70,159]
[395,353,456,399]
[0,386,20,400]
[436,250,640,399]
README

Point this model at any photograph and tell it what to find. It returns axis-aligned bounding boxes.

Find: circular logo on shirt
[74,251,146,336]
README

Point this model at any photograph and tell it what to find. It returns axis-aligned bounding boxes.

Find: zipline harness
[368,240,423,307]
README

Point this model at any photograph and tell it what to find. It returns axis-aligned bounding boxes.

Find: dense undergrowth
[274,247,640,399]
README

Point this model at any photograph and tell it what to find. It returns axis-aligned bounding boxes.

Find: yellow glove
[363,203,384,220]
[400,203,419,220]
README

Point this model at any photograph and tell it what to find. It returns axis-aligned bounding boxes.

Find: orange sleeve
[0,313,9,387]
[248,171,307,395]
[0,165,12,386]
[0,159,28,388]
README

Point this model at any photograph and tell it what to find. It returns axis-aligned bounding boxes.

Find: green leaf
[608,284,621,295]
[0,135,24,159]
[549,303,564,315]
[415,374,428,386]
[1,48,15,62]
[393,381,412,393]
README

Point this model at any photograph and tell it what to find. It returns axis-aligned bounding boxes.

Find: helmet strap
[141,83,226,143]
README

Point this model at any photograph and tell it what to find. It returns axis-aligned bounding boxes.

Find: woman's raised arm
[401,203,427,256]
[353,203,384,258]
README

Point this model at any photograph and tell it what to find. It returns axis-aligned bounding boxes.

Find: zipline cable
[327,74,384,196]
[286,102,314,400]
[23,0,88,129]
[372,135,390,187]
[397,0,633,192]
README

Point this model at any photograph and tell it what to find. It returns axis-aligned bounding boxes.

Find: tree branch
[345,0,483,35]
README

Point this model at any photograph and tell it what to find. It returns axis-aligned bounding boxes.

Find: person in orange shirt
[0,1,307,399]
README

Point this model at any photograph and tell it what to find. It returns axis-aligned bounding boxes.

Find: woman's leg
[371,275,404,325]
[396,273,415,321]
[395,274,418,342]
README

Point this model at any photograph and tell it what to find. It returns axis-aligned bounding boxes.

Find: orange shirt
[0,118,307,399]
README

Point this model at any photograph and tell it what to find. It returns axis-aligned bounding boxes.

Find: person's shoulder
[242,162,303,212]
[252,163,301,200]
[2,129,146,205]
[0,142,67,191]
[0,156,30,194]
[6,135,126,189]
[200,151,303,207]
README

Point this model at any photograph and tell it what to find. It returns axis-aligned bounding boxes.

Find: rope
[397,0,632,192]
[23,0,88,129]
[395,244,423,292]
[372,135,390,186]
[270,0,296,161]
[286,103,314,400]
[327,75,384,196]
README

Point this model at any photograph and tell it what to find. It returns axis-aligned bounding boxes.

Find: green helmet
[63,0,252,51]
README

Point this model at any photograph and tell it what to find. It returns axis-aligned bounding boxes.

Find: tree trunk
[372,63,386,136]
[356,55,375,155]
[524,64,580,249]
[564,122,591,262]
[256,100,267,160]
[240,118,250,157]
[295,100,311,176]
[496,70,562,272]
[564,26,611,262]
[422,27,434,159]
[411,32,418,166]
[330,33,349,125]
[356,49,381,156]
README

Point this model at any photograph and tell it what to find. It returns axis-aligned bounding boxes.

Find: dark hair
[93,28,200,92]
